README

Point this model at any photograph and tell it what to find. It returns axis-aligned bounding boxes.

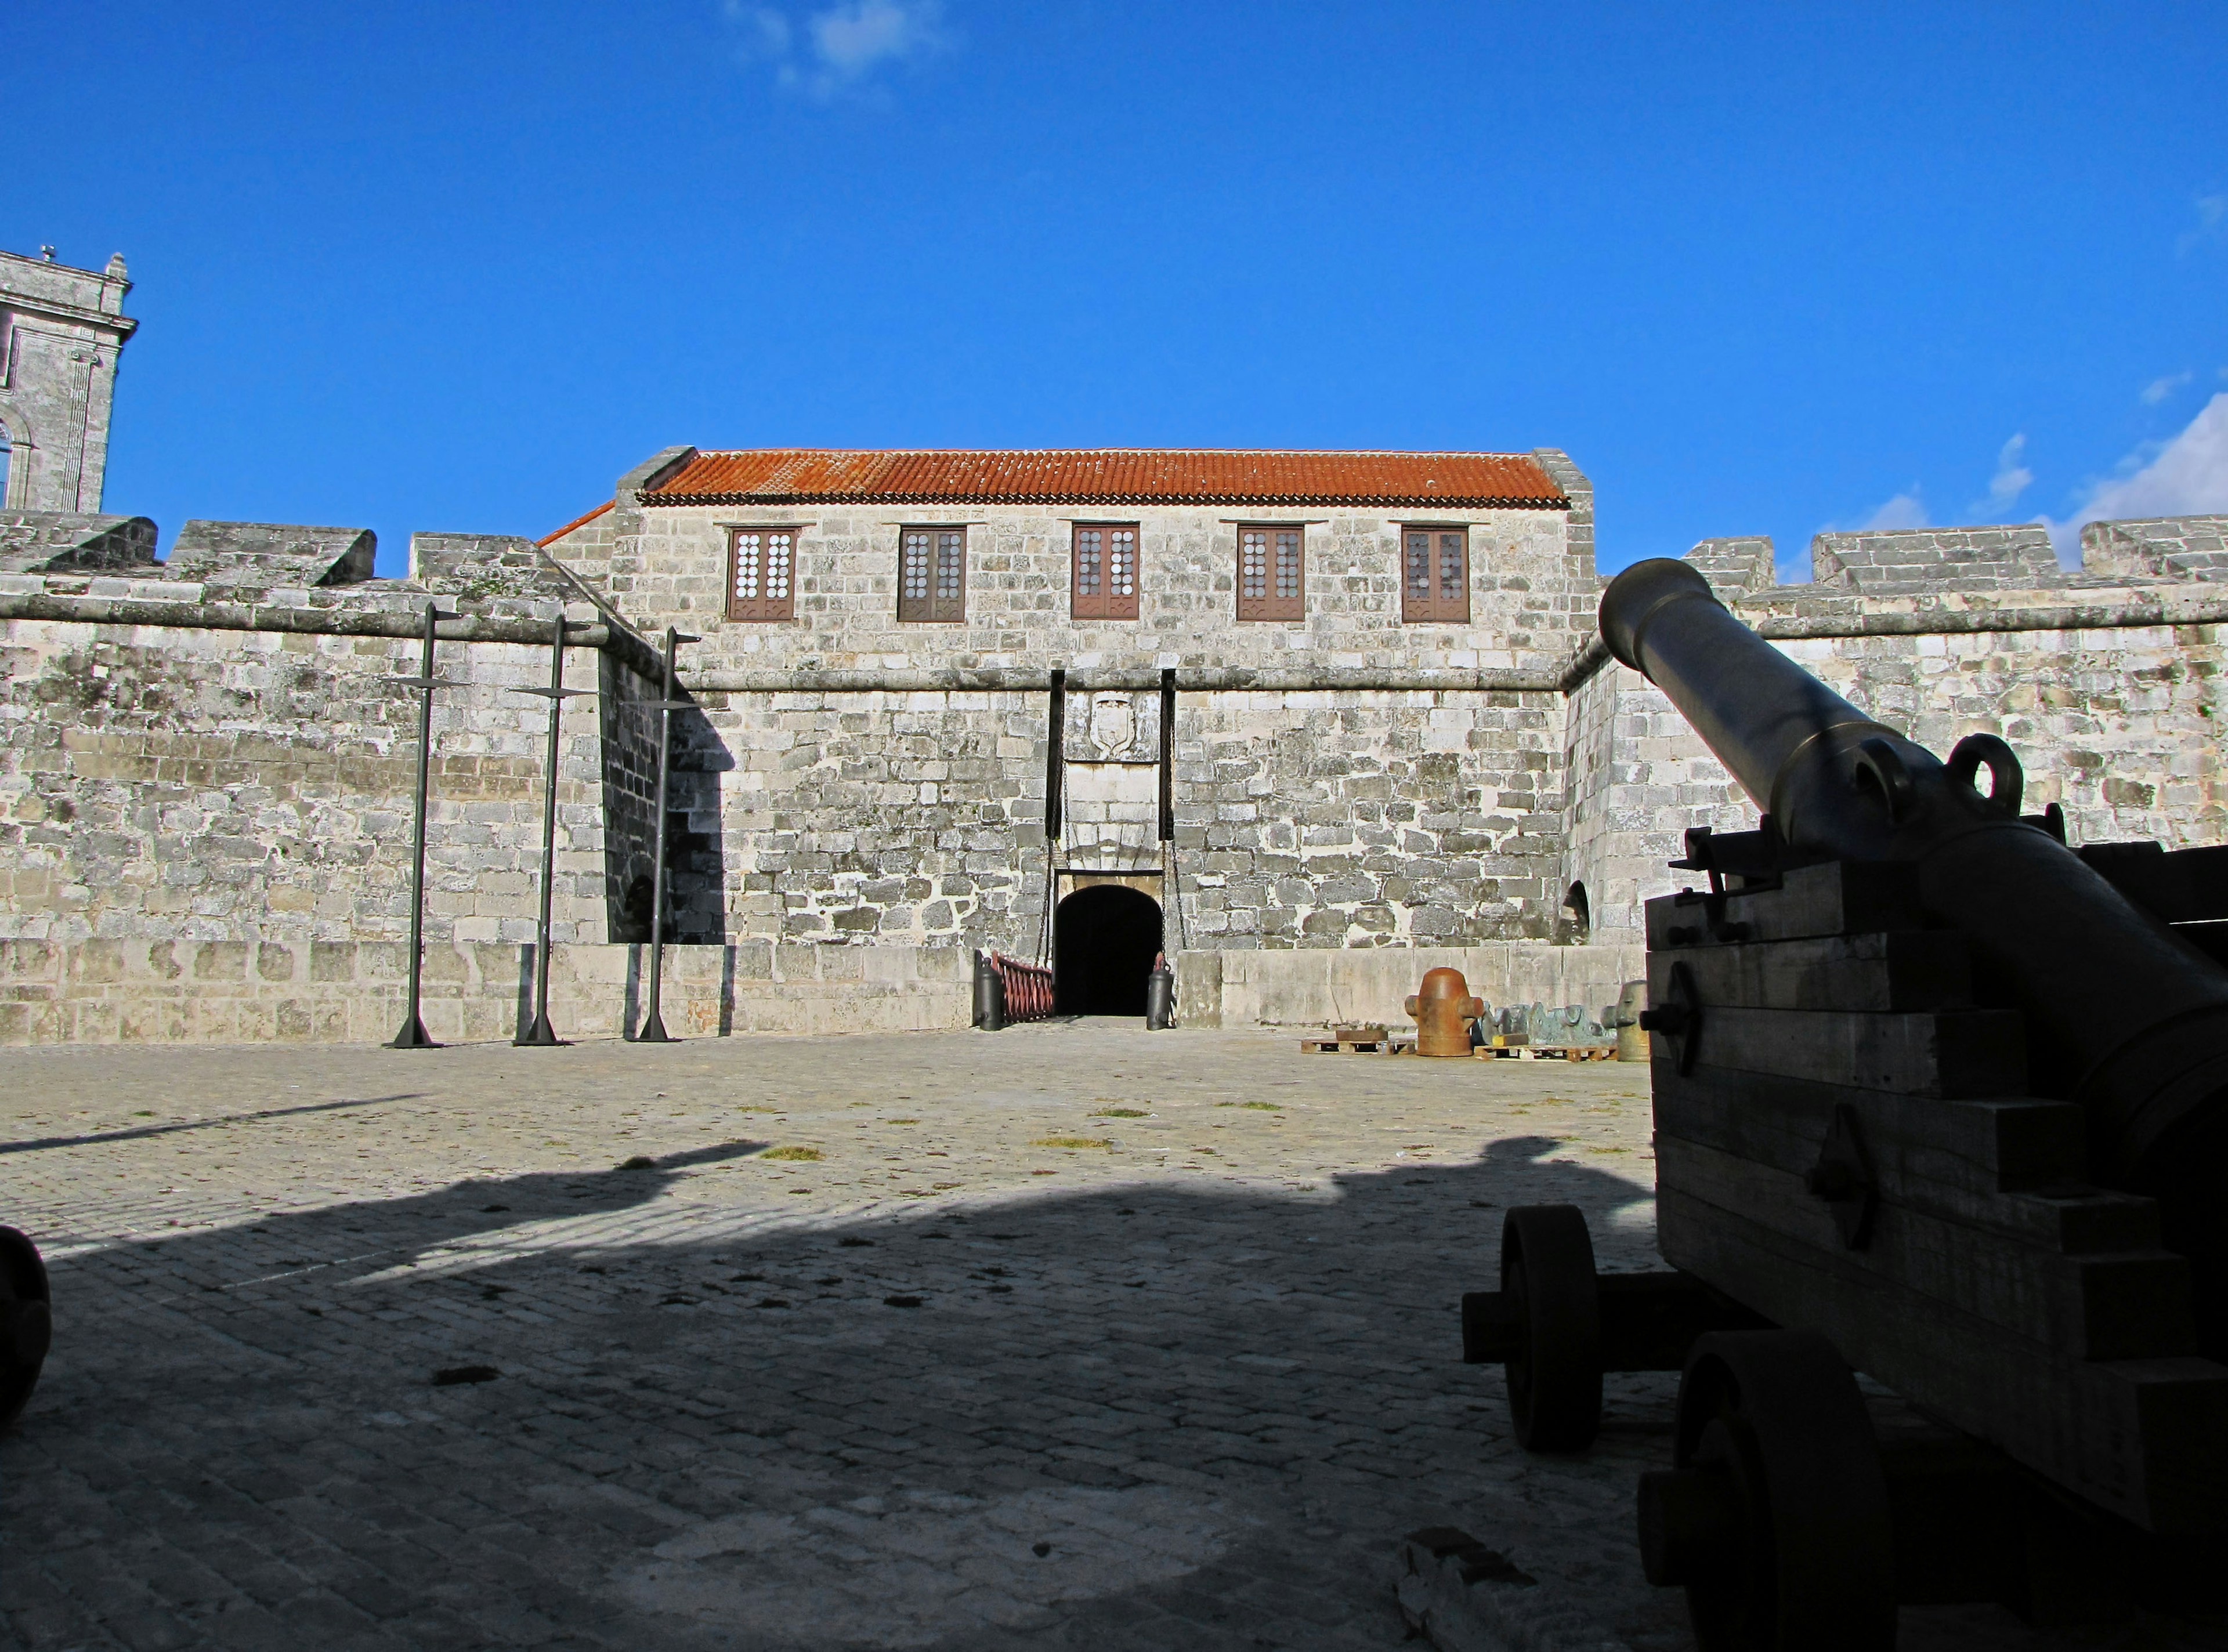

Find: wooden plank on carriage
[1654,1002,2026,1096]
[1644,860,1925,951]
[1656,1183,2228,1537]
[1647,930,1973,1014]
[1654,1135,2195,1361]
[1647,1063,2160,1249]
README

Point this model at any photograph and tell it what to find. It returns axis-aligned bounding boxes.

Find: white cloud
[1857,488,1929,531]
[2046,392,2228,555]
[2142,369,2193,406]
[2176,193,2227,255]
[724,0,947,95]
[811,0,945,75]
[724,1,793,57]
[1985,433,2032,509]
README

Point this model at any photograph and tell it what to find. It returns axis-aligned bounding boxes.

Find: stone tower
[0,246,137,512]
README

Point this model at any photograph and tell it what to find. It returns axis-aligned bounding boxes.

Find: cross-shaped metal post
[511,615,594,1046]
[632,627,699,1042]
[382,602,461,1050]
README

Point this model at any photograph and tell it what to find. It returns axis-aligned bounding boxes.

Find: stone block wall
[1811,524,2063,592]
[0,511,158,573]
[548,495,1594,683]
[2082,515,2228,582]
[1568,523,2228,934]
[697,689,1046,953]
[0,531,664,959]
[1174,688,1567,946]
[0,248,135,513]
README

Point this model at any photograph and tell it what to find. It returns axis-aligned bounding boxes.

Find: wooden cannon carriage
[1462,560,2228,1649]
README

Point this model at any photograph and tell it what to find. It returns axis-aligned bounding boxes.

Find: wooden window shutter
[1402,527,1469,623]
[1073,524,1140,620]
[899,527,965,622]
[1237,526,1304,620]
[728,528,797,621]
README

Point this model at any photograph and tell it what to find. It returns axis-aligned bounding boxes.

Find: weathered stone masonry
[6,412,2228,1043]
[545,446,1603,968]
[1563,516,2228,939]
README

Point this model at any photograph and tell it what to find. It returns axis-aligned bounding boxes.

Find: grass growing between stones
[760,1146,824,1162]
[1217,1102,1282,1111]
[1030,1136,1111,1150]
[1090,1107,1149,1118]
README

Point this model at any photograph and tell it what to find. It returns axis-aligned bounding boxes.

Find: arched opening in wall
[1561,881,1591,945]
[1054,884,1163,1016]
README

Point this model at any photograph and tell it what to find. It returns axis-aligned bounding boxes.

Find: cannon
[1,1224,50,1428]
[1461,559,2228,1647]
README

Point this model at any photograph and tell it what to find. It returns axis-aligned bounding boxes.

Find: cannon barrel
[1600,559,2228,1343]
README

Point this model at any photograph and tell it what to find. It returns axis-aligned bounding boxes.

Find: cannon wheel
[1500,1204,1603,1451]
[0,1224,51,1429]
[1645,1329,1894,1652]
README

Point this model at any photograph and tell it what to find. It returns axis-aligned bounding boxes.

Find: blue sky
[10,1,2226,579]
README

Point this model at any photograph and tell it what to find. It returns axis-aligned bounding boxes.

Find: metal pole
[386,602,456,1050]
[513,617,589,1046]
[1041,667,1064,965]
[635,627,697,1043]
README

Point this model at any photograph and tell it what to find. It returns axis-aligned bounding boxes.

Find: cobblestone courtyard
[3,1026,2223,1651]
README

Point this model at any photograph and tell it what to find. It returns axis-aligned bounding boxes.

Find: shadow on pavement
[5,1126,2189,1652]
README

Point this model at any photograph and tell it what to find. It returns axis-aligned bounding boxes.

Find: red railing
[989,952,1055,1022]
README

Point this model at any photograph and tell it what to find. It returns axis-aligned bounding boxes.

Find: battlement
[1811,524,2063,592]
[2080,515,2228,583]
[1683,535,1775,595]
[0,510,157,574]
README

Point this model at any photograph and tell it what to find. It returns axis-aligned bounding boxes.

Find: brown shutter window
[898,527,966,622]
[1236,525,1304,620]
[1401,526,1470,623]
[1072,523,1140,620]
[728,527,798,621]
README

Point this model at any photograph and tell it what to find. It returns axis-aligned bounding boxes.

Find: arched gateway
[1054,884,1163,1016]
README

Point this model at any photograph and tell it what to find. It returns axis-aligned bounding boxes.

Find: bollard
[974,950,1006,1031]
[1405,966,1486,1057]
[1145,952,1175,1029]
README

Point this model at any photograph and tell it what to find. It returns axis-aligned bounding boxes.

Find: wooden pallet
[1299,1036,1411,1055]
[1476,1044,1618,1062]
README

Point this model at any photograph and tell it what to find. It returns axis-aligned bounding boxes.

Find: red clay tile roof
[537,499,613,548]
[641,449,1569,509]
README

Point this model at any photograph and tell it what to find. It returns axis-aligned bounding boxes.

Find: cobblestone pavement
[2,1024,2222,1652]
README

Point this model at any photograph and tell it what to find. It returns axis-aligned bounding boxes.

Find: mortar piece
[1405,967,1486,1057]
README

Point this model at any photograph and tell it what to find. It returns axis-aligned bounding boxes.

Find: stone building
[0,248,135,513]
[3,256,2227,1044]
[538,444,1607,1024]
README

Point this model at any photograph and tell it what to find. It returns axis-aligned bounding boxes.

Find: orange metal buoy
[1405,967,1485,1057]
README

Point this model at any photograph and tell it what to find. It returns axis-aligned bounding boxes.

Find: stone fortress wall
[1563,517,2228,939]
[2,230,2223,1045]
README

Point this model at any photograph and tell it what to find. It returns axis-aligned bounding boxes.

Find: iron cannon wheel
[1499,1204,1603,1452]
[0,1224,52,1429]
[1640,1329,1895,1652]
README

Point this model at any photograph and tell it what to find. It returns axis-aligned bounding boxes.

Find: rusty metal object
[1405,966,1485,1057]
[1605,980,1650,1062]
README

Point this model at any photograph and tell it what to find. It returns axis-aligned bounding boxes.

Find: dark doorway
[1054,885,1163,1016]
